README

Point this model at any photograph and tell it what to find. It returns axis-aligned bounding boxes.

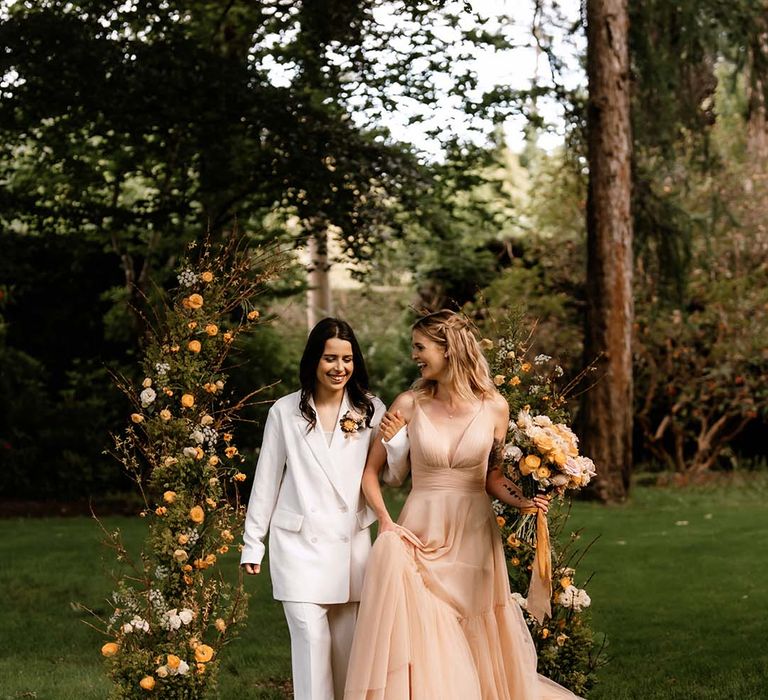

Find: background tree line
[0,0,766,503]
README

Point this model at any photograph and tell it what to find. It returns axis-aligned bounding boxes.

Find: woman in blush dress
[344,310,582,700]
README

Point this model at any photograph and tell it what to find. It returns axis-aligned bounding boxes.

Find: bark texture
[583,0,633,502]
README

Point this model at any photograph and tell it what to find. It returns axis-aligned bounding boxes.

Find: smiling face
[315,337,354,396]
[411,329,448,381]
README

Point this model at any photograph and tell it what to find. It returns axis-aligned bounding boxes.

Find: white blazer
[241,389,385,604]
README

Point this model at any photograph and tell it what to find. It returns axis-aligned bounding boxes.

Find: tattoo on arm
[487,438,504,474]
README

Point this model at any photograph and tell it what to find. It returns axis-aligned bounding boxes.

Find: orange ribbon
[521,507,552,624]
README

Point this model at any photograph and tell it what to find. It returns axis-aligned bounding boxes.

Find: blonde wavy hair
[411,310,496,402]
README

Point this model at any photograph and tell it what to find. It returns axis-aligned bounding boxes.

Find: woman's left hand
[532,494,550,514]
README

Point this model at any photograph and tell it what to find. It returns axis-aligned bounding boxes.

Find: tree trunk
[582,0,634,502]
[306,229,333,330]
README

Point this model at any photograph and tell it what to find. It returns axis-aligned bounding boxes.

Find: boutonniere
[339,409,366,439]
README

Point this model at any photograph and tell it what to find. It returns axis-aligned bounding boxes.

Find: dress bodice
[408,400,495,493]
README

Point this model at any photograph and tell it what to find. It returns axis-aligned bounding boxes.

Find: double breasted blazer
[241,389,385,604]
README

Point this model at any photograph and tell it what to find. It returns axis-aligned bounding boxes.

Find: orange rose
[520,454,541,476]
[223,433,233,442]
[521,362,532,372]
[223,331,234,343]
[183,574,193,585]
[188,340,201,353]
[247,309,260,321]
[225,446,238,459]
[509,376,521,386]
[139,676,155,691]
[496,516,506,528]
[194,644,215,663]
[187,294,203,310]
[189,506,205,524]
[155,506,167,516]
[166,654,181,670]
[101,642,119,657]
[201,271,214,283]
[188,321,198,330]
[163,491,177,504]
[131,413,144,424]
[205,324,218,337]
[208,455,220,466]
[181,394,195,408]
[233,472,246,482]
[178,533,189,545]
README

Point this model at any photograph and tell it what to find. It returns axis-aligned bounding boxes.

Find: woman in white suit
[241,318,385,700]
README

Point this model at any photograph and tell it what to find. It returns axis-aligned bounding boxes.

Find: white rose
[532,414,553,427]
[573,588,591,611]
[177,660,190,675]
[191,430,205,444]
[156,665,169,678]
[140,388,157,407]
[503,444,523,463]
[122,623,133,634]
[183,447,198,458]
[178,608,194,625]
[142,377,152,388]
[200,414,214,426]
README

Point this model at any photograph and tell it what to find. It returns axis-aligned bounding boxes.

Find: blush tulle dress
[343,400,582,700]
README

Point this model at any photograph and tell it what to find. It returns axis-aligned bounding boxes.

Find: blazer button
[339,505,348,513]
[311,537,318,543]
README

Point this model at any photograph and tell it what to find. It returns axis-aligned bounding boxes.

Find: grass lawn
[1,479,767,699]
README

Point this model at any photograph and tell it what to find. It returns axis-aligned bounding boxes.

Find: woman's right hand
[242,563,261,575]
[380,409,406,442]
[378,516,399,534]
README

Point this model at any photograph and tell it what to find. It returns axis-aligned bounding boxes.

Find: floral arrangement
[91,237,285,699]
[482,321,606,696]
[339,409,366,439]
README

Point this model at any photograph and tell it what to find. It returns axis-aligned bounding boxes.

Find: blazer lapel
[299,394,347,502]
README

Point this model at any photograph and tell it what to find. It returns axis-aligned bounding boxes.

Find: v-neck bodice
[409,398,495,493]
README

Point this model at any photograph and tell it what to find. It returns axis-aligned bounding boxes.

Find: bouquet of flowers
[505,407,596,543]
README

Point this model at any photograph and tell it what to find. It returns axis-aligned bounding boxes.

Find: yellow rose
[131,413,144,424]
[182,564,192,573]
[519,454,541,475]
[163,490,177,504]
[509,376,521,386]
[166,654,181,670]
[205,553,217,565]
[233,472,246,482]
[181,394,195,408]
[194,446,205,460]
[160,409,172,421]
[187,294,203,310]
[155,506,167,516]
[188,321,198,330]
[223,433,233,443]
[203,382,217,394]
[200,414,214,426]
[188,340,202,353]
[223,331,234,343]
[493,374,506,386]
[189,506,205,524]
[178,533,189,545]
[201,271,214,283]
[521,362,532,372]
[556,633,569,647]
[506,534,520,547]
[142,378,152,388]
[221,529,234,542]
[193,558,207,570]
[496,515,506,528]
[552,450,568,467]
[247,309,260,321]
[205,324,218,337]
[215,618,227,633]
[208,455,220,466]
[101,642,119,657]
[540,628,550,639]
[533,434,554,452]
[139,676,155,691]
[535,466,551,480]
[194,644,215,663]
[559,576,572,589]
[225,446,238,459]
[479,338,494,350]
[156,666,168,678]
[173,549,188,563]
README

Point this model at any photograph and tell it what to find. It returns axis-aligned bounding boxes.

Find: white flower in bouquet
[516,409,534,431]
[172,659,190,676]
[532,414,553,427]
[122,616,150,634]
[178,608,194,625]
[160,608,193,631]
[183,446,199,458]
[191,430,205,444]
[557,585,576,608]
[573,588,592,612]
[140,388,157,407]
[154,361,170,376]
[534,354,552,365]
[503,443,523,463]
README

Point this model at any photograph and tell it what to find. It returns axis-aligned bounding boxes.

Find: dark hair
[299,318,374,431]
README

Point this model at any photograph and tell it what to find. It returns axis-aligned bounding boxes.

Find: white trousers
[282,601,359,700]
